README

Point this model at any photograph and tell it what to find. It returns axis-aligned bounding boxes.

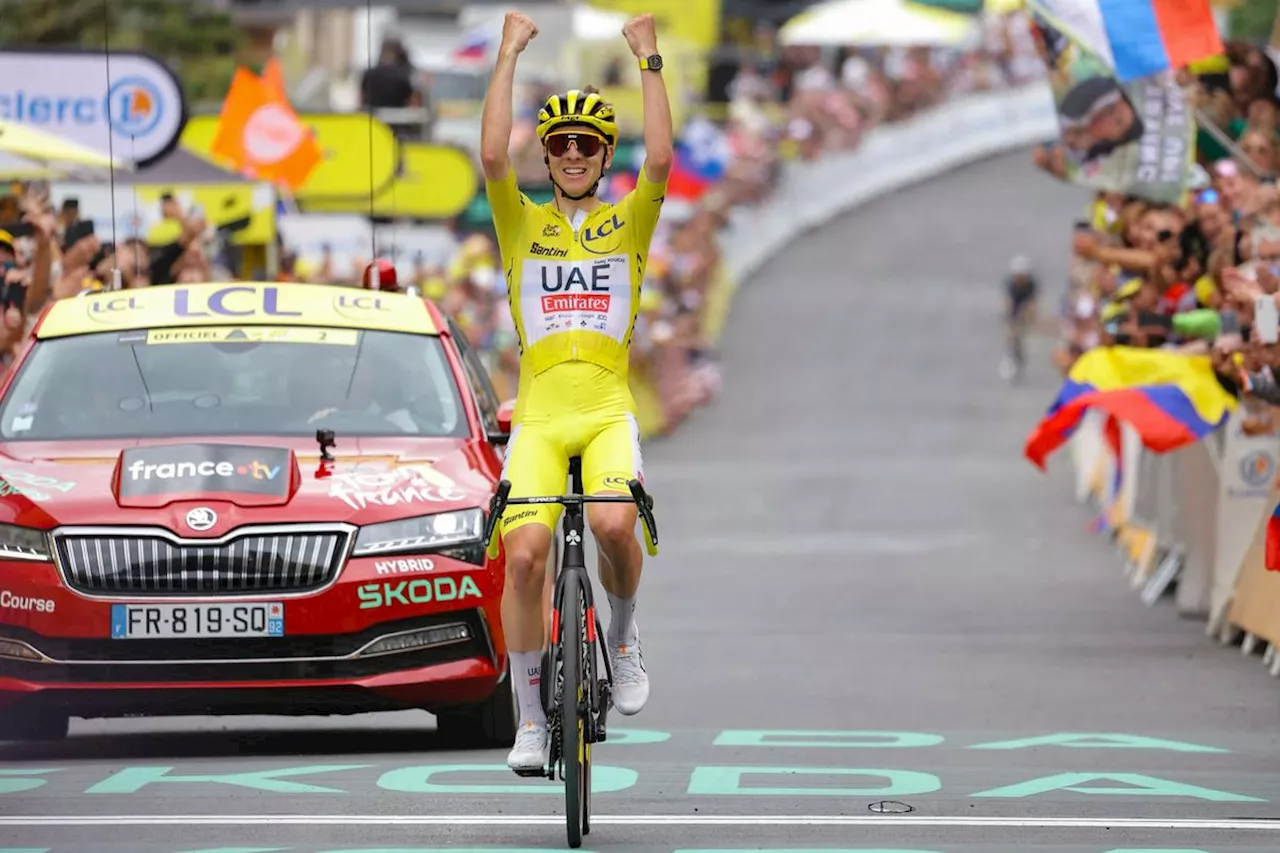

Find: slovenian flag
[1024,346,1238,471]
[1067,0,1223,82]
[453,29,490,62]
[666,118,731,200]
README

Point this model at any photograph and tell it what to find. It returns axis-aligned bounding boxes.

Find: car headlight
[353,509,485,563]
[0,524,51,562]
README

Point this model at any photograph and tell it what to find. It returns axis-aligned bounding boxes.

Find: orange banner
[210,65,321,192]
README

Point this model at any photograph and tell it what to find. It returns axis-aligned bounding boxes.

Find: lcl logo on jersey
[580,214,625,255]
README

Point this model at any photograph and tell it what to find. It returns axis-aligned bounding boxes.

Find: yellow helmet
[536,89,619,146]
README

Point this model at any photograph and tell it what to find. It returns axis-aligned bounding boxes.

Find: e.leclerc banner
[0,48,187,167]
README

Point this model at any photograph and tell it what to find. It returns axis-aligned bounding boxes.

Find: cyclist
[1000,254,1039,383]
[478,11,673,773]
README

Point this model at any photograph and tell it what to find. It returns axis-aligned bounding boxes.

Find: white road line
[0,815,1277,830]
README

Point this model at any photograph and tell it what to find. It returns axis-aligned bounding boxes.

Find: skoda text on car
[0,281,521,744]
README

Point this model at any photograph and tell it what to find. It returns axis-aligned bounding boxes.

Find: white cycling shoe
[507,721,550,773]
[608,632,650,716]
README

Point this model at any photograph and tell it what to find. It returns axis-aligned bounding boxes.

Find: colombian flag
[1024,346,1238,471]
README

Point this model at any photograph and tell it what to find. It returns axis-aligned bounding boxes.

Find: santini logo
[128,459,281,482]
[530,242,568,258]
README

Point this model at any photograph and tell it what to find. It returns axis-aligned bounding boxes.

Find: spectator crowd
[1041,39,1280,435]
[0,14,1040,435]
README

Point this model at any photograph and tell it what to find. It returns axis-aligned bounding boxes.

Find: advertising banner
[0,49,186,167]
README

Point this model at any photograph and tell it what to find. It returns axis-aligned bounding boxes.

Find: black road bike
[482,457,658,849]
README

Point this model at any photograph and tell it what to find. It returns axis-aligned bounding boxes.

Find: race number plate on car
[110,602,284,639]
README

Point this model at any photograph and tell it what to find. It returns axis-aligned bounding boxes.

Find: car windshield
[0,327,470,441]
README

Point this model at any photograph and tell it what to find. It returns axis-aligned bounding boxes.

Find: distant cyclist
[478,11,673,773]
[1000,255,1039,383]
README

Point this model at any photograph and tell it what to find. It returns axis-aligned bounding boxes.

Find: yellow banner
[585,0,721,49]
[143,326,359,346]
[134,183,276,247]
[38,282,438,339]
[299,143,479,219]
[181,114,400,201]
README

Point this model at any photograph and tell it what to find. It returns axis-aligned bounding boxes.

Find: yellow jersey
[485,167,669,388]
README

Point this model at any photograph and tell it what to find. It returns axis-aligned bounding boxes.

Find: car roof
[35,281,444,340]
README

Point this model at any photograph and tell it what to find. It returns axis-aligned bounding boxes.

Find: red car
[0,281,520,744]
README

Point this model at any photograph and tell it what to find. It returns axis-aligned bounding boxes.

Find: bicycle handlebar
[483,478,659,559]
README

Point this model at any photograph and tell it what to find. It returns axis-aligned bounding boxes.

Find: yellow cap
[1114,278,1144,301]
[1101,301,1128,322]
[1194,275,1218,306]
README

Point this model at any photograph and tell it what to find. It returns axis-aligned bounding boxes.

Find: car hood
[0,436,498,533]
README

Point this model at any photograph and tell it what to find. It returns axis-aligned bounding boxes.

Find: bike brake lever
[627,479,659,556]
[484,480,512,558]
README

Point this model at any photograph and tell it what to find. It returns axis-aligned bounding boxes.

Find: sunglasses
[545,132,606,158]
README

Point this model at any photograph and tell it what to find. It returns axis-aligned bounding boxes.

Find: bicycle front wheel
[560,577,586,849]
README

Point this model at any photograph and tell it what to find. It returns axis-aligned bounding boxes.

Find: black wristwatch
[639,54,663,72]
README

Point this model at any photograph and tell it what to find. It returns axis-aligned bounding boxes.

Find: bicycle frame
[544,459,612,760]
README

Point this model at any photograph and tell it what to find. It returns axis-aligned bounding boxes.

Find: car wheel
[0,709,69,742]
[434,674,518,748]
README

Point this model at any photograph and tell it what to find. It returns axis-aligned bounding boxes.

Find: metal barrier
[1071,412,1280,672]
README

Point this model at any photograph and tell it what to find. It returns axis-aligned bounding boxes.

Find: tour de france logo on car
[117,444,293,499]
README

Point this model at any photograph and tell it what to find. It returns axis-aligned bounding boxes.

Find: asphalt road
[4,149,1280,853]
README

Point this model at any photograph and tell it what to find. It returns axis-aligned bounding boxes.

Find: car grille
[53,527,352,596]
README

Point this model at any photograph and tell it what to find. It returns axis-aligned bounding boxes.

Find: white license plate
[111,602,284,639]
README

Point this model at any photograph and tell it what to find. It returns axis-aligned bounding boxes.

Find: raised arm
[623,15,673,183]
[480,12,538,182]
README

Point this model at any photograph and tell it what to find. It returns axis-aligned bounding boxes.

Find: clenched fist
[622,14,658,59]
[502,11,538,54]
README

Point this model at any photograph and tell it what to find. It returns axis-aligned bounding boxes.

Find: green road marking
[687,767,942,796]
[971,773,1265,802]
[968,734,1229,753]
[0,769,60,794]
[713,731,944,748]
[376,764,637,794]
[609,728,672,745]
[176,849,289,853]
[85,765,370,794]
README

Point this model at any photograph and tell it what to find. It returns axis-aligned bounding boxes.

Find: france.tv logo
[106,77,162,138]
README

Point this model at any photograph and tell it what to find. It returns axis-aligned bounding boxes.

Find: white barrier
[1069,411,1280,648]
[720,83,1058,283]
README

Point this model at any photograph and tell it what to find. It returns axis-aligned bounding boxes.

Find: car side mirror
[489,399,516,445]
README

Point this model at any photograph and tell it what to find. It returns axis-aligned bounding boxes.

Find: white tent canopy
[779,0,982,47]
[457,3,629,49]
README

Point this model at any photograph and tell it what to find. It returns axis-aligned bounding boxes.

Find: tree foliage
[1227,0,1279,42]
[0,0,245,108]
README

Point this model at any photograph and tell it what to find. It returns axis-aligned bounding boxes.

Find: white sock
[607,591,638,648]
[510,650,546,728]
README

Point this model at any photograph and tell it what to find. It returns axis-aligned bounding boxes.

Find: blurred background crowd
[6,0,1280,439]
[1038,36,1280,436]
[0,0,1040,437]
